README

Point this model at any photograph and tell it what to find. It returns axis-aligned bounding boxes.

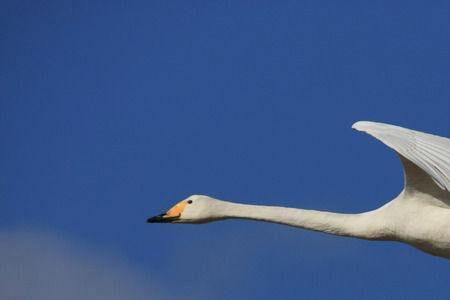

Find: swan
[147,121,450,259]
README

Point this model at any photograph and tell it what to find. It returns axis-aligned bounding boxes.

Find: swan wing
[352,121,450,193]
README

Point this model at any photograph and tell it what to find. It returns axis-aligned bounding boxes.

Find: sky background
[2,1,450,299]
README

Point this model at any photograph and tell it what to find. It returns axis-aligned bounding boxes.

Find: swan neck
[218,201,384,240]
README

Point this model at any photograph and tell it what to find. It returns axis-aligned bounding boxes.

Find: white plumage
[148,121,450,259]
[353,121,450,192]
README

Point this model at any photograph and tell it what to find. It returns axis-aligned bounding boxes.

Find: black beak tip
[147,213,168,223]
[146,216,160,223]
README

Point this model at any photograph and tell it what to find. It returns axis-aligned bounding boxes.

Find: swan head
[146,195,223,224]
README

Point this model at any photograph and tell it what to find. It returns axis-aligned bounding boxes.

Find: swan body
[148,121,450,259]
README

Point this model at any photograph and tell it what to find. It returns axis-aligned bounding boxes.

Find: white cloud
[0,228,167,300]
[0,223,359,300]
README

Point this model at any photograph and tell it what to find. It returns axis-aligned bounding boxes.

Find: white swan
[148,121,450,259]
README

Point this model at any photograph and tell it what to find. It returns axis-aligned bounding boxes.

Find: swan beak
[147,201,188,223]
[146,213,177,223]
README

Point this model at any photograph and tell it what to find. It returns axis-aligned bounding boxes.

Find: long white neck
[215,201,386,240]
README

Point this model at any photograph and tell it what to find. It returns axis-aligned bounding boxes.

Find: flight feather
[352,121,450,192]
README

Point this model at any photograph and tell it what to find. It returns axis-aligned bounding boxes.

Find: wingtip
[352,121,373,131]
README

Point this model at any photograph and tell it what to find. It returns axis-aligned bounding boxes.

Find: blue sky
[2,1,450,299]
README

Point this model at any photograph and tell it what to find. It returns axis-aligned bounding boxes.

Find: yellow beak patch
[164,201,188,219]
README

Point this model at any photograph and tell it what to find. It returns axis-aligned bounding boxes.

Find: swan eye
[187,200,193,204]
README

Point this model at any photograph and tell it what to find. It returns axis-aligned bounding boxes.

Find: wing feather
[352,121,450,192]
